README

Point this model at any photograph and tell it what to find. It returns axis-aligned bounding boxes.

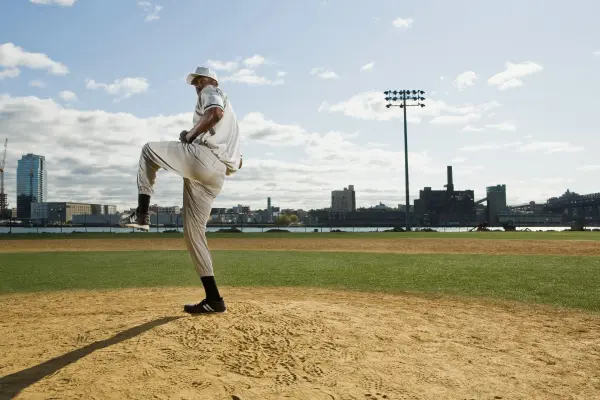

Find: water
[0,226,577,234]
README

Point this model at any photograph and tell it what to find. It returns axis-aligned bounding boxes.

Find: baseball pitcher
[121,66,242,315]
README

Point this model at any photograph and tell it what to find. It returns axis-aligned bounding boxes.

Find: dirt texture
[1,237,600,255]
[1,287,599,399]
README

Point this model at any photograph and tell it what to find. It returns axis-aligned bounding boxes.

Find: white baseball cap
[186,66,219,85]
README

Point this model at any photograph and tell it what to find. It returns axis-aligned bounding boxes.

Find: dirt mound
[2,237,600,255]
[1,287,599,399]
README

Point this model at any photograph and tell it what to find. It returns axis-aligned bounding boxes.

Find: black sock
[137,194,150,214]
[201,276,221,301]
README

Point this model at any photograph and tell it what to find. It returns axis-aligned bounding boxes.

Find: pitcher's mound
[1,287,599,399]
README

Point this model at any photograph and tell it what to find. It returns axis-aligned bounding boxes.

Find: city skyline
[1,152,591,215]
[1,0,599,212]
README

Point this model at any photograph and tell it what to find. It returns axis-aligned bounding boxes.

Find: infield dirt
[1,287,599,399]
[1,238,600,399]
[1,236,600,255]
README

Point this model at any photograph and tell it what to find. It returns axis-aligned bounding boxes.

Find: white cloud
[360,62,375,72]
[221,68,283,85]
[462,125,484,132]
[453,71,478,90]
[30,0,76,5]
[206,60,239,71]
[0,93,587,211]
[517,141,584,154]
[459,140,583,154]
[243,55,266,68]
[488,61,543,91]
[440,76,445,80]
[29,80,45,88]
[137,1,162,22]
[0,94,446,210]
[593,51,600,56]
[310,67,339,79]
[85,77,149,100]
[430,113,481,125]
[240,113,309,147]
[0,94,192,210]
[462,122,517,132]
[577,165,600,172]
[0,68,20,80]
[319,90,501,126]
[319,91,400,121]
[454,165,484,175]
[59,90,77,102]
[496,79,523,90]
[0,42,69,75]
[485,122,517,131]
[459,141,522,152]
[392,18,414,29]
[207,55,282,85]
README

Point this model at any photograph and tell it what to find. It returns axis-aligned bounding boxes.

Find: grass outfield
[1,250,599,312]
[1,230,600,240]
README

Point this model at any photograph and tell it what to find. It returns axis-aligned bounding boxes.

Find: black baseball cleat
[184,298,227,315]
[121,211,150,231]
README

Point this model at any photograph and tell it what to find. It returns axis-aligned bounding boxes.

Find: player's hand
[179,130,188,143]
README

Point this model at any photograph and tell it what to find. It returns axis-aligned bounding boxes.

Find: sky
[1,0,599,212]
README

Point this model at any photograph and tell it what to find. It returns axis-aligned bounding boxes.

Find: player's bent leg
[122,142,165,231]
[123,141,209,231]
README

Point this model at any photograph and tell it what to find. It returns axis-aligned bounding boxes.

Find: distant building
[497,211,562,226]
[71,214,122,226]
[31,202,117,224]
[104,205,117,215]
[91,204,103,216]
[331,185,356,212]
[397,204,414,212]
[413,166,476,226]
[149,205,181,214]
[372,202,391,210]
[16,153,47,219]
[486,184,507,225]
[232,204,250,214]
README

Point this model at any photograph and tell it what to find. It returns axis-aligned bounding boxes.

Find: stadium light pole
[383,89,426,232]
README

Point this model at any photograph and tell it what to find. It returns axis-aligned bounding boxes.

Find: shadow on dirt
[0,316,182,399]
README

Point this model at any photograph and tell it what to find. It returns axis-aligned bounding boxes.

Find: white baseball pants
[137,141,226,277]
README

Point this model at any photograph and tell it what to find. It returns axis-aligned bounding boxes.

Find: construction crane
[0,138,7,218]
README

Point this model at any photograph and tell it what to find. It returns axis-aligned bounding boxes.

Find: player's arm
[185,87,225,142]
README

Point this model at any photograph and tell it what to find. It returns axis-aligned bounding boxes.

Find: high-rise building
[486,184,507,225]
[0,193,7,218]
[267,197,272,222]
[16,153,47,219]
[331,185,356,212]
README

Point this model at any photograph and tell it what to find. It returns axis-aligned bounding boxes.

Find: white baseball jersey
[192,85,242,174]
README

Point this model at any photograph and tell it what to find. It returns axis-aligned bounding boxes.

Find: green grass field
[2,230,600,240]
[2,250,599,312]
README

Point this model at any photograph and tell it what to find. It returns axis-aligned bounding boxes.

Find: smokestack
[447,166,454,192]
